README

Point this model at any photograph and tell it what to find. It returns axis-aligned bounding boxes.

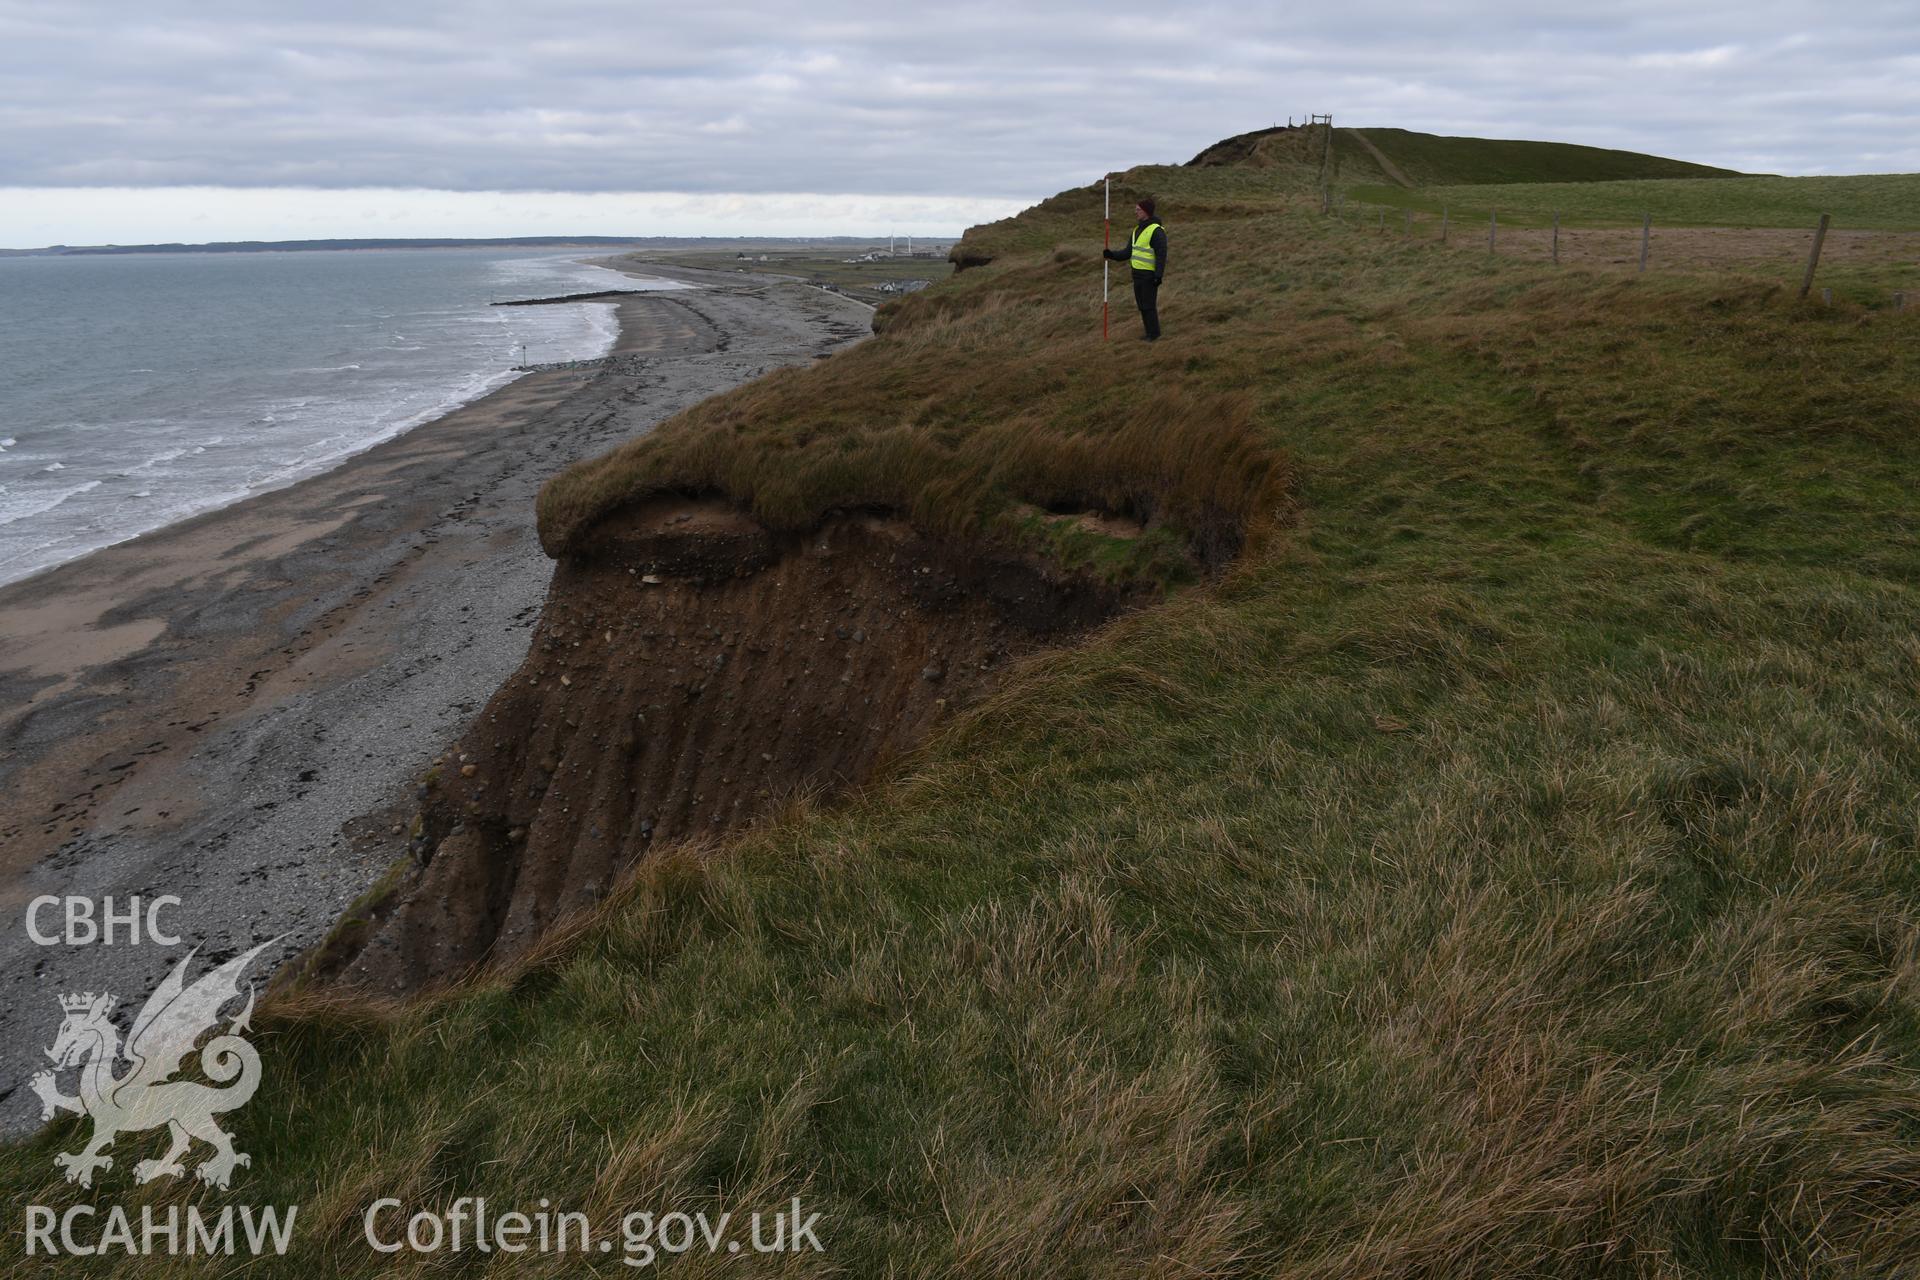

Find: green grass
[1182,124,1740,195]
[1346,172,1920,230]
[537,204,1291,570]
[1344,127,1743,187]
[9,143,1920,1277]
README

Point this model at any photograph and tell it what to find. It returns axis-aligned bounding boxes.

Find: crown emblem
[59,991,110,1013]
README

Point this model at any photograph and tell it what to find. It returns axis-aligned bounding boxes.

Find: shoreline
[0,260,874,1135]
[0,254,659,595]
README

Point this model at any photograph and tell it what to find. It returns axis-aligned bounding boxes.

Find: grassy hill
[1341,126,1744,187]
[7,136,1920,1276]
[1189,123,1743,192]
[1247,123,1920,233]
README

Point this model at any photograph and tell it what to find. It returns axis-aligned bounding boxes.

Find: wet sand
[0,262,873,1134]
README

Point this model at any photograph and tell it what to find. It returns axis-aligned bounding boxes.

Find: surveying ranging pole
[1103,176,1110,341]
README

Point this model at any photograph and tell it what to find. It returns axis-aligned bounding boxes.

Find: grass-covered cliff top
[541,126,1914,580]
[534,206,1297,580]
[9,135,1920,1275]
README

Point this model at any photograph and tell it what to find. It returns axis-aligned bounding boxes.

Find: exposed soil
[316,498,1144,993]
[1187,125,1299,167]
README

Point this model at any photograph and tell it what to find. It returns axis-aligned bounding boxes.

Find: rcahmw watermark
[364,1197,824,1268]
[25,1204,296,1258]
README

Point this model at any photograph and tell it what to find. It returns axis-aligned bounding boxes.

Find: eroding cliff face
[321,498,1135,993]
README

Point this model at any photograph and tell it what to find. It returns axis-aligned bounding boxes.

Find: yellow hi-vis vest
[1130,222,1162,272]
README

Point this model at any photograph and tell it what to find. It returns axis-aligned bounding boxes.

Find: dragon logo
[30,941,274,1190]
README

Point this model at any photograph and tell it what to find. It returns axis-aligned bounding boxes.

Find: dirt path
[1342,129,1417,189]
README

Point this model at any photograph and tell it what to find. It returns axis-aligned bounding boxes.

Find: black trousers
[1130,270,1161,339]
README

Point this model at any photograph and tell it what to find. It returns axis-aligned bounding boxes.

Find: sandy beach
[0,261,873,1134]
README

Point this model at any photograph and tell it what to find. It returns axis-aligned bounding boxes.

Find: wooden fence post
[1378,208,1385,232]
[1552,211,1560,266]
[1488,210,1497,255]
[1638,213,1651,273]
[1441,207,1448,244]
[1799,213,1831,298]
[1404,210,1412,235]
[1821,287,1833,307]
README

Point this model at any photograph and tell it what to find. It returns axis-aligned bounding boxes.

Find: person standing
[1103,197,1167,341]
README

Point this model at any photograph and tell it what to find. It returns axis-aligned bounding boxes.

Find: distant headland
[0,235,881,257]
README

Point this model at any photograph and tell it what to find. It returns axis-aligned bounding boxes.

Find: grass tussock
[536,217,1291,578]
[8,141,1920,1276]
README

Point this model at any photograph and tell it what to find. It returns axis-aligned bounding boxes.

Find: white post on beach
[1103,176,1111,342]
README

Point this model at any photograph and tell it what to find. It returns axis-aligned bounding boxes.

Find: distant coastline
[0,235,890,257]
[0,248,639,585]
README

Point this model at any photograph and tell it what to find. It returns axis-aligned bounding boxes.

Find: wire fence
[1319,193,1915,310]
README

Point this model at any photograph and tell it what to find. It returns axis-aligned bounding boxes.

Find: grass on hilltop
[1346,171,1920,231]
[7,144,1920,1277]
[1342,126,1743,187]
[1189,123,1742,193]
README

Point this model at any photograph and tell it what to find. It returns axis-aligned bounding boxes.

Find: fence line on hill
[1314,191,1905,309]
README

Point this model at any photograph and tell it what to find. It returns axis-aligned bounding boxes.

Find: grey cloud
[0,0,1914,202]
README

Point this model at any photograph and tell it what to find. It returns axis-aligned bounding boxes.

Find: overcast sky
[1,1,1914,247]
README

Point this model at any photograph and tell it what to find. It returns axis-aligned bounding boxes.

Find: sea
[0,249,682,588]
